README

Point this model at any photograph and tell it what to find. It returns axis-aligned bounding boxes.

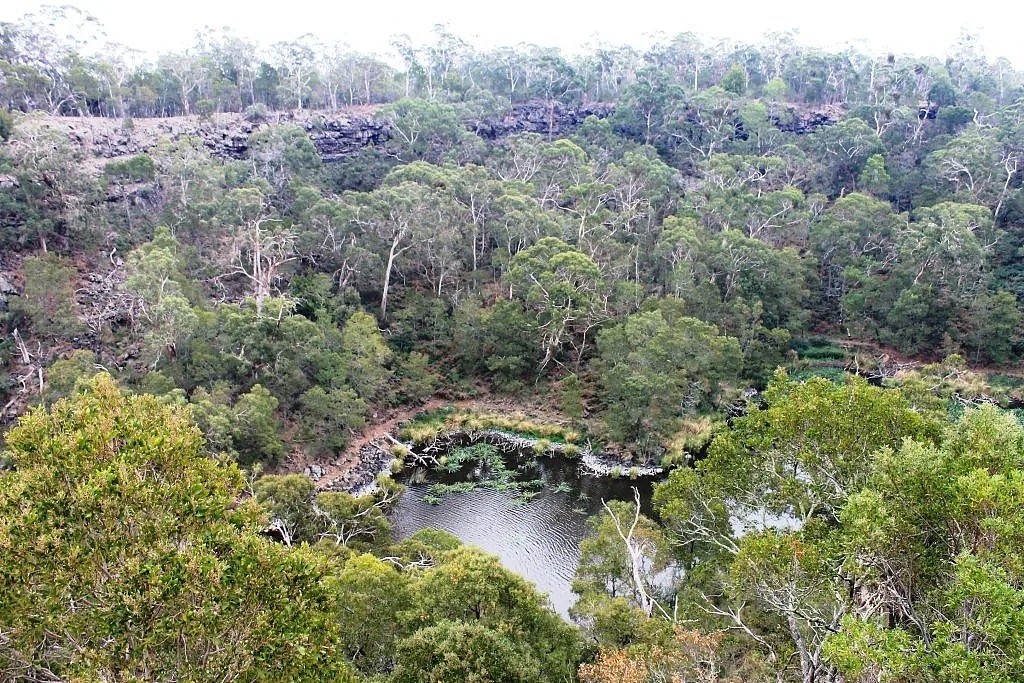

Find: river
[389,448,657,618]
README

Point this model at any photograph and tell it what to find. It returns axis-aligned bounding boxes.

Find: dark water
[390,451,656,618]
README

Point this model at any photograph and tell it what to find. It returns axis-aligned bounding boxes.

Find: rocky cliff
[39,100,836,169]
[47,101,615,166]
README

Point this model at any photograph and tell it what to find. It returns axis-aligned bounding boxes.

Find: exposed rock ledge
[319,424,664,497]
[45,101,615,165]
[579,452,664,478]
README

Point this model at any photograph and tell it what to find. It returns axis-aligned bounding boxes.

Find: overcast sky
[2,0,1021,67]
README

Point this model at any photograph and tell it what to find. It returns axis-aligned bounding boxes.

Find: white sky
[2,0,1021,68]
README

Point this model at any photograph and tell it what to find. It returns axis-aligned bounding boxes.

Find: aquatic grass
[428,481,477,498]
[415,442,567,504]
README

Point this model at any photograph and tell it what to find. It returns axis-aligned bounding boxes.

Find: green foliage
[597,306,742,457]
[254,472,318,543]
[0,375,354,681]
[0,110,15,141]
[392,620,544,683]
[572,499,669,621]
[378,98,477,163]
[342,310,394,402]
[824,405,1024,681]
[43,350,99,404]
[298,385,366,456]
[10,253,83,338]
[506,237,606,372]
[335,553,411,674]
[721,63,747,95]
[702,372,939,518]
[103,153,156,181]
[404,546,584,681]
[190,383,285,466]
[396,350,441,404]
[4,25,1024,683]
[126,226,199,365]
[230,384,286,465]
[249,123,322,188]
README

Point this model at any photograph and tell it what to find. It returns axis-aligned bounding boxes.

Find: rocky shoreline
[319,423,664,496]
[320,444,395,497]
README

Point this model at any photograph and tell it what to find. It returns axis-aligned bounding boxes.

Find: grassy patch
[792,337,848,362]
[400,407,582,447]
[662,416,720,467]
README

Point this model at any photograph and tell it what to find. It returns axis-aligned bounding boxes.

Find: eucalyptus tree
[506,237,607,371]
[271,35,320,109]
[925,124,1021,220]
[596,305,742,453]
[125,226,199,366]
[652,375,939,683]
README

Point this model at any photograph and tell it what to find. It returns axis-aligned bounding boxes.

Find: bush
[195,99,215,118]
[0,110,14,141]
[243,103,270,122]
[104,154,155,181]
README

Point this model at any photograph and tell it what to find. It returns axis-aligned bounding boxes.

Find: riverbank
[317,404,665,496]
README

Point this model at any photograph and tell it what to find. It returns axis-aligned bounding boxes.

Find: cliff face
[43,101,836,168]
[49,101,616,166]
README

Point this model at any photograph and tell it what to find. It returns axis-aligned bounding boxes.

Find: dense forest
[3,6,1024,682]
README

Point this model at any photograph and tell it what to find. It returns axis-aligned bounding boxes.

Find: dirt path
[340,398,448,464]
[284,398,445,490]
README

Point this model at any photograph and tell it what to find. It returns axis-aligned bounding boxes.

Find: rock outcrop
[304,115,391,162]
[469,101,616,139]
[0,274,17,313]
[47,101,615,167]
[770,105,840,134]
[43,99,839,170]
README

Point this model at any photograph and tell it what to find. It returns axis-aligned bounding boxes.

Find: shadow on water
[390,448,658,618]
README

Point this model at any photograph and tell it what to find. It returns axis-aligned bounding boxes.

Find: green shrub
[0,110,14,141]
[104,154,155,181]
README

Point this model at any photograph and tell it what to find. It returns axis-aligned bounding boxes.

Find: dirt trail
[342,398,448,462]
[288,399,444,490]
